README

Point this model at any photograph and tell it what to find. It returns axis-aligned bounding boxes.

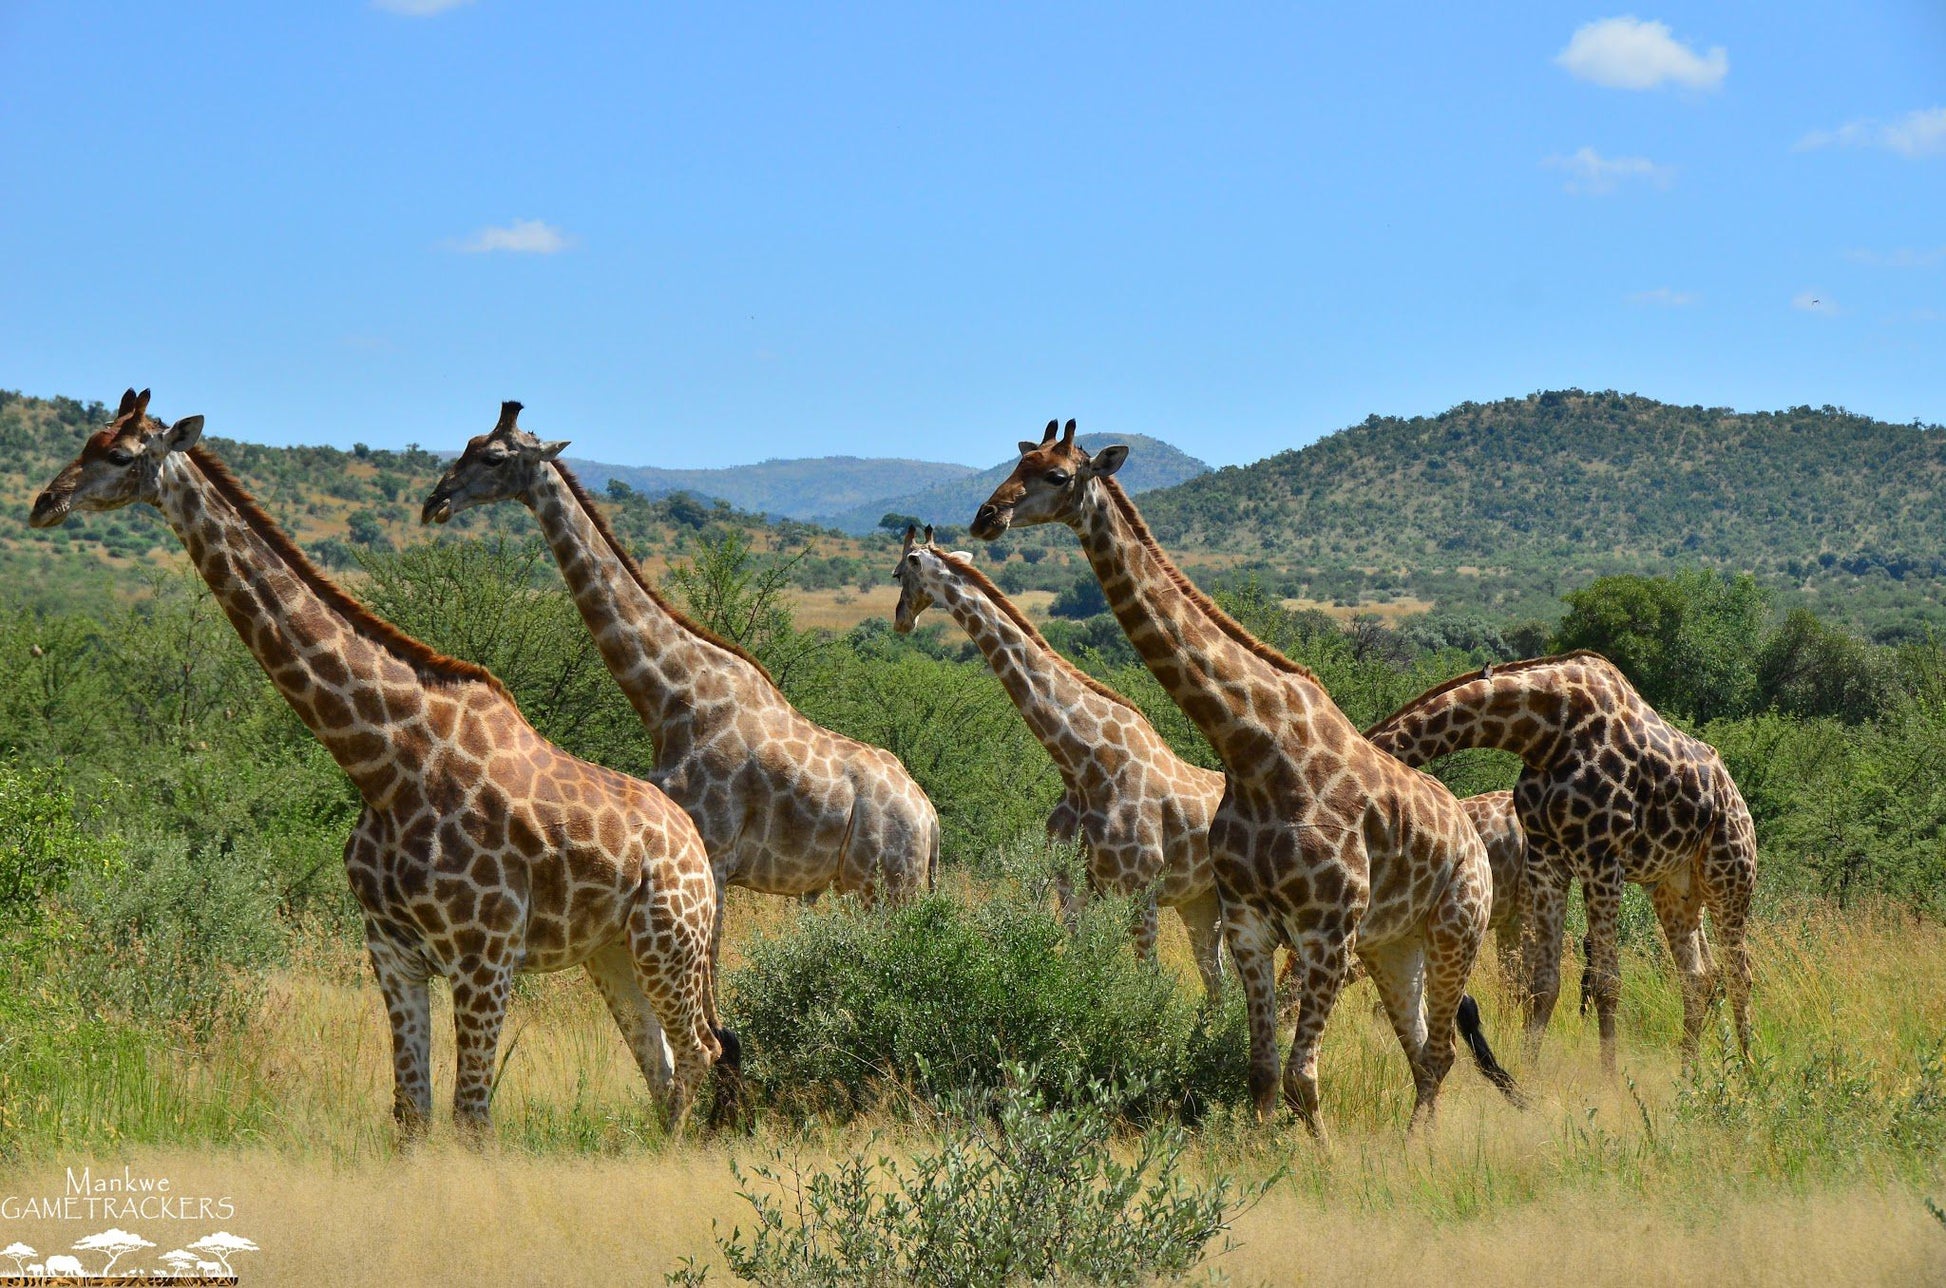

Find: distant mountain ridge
[563,454,978,521]
[815,432,1213,534]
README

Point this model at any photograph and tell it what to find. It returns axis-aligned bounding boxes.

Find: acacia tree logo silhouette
[72,1229,154,1275]
[0,1227,260,1279]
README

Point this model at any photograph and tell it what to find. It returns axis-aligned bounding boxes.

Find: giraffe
[971,421,1518,1133]
[30,390,735,1135]
[1282,789,1530,1007]
[422,405,940,963]
[890,524,1227,997]
[1364,651,1757,1070]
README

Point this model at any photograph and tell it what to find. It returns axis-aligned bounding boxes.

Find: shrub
[58,827,286,1036]
[669,1074,1271,1288]
[0,760,106,921]
[724,868,1250,1123]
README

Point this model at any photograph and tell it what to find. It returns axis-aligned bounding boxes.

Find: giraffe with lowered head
[973,420,1518,1134]
[1365,652,1757,1070]
[423,404,940,947]
[891,524,1227,996]
[30,390,735,1135]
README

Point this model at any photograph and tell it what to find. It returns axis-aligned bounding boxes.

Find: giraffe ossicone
[31,390,737,1136]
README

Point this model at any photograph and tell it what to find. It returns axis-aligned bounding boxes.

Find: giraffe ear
[949,550,973,562]
[1085,444,1128,478]
[165,415,205,453]
[538,439,570,460]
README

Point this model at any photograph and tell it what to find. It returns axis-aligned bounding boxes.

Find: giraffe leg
[1281,921,1353,1144]
[1493,912,1523,1005]
[1582,865,1626,1075]
[1702,820,1757,1060]
[1649,874,1710,1068]
[625,889,722,1133]
[448,959,515,1140]
[584,942,675,1093]
[1130,895,1160,963]
[1518,844,1573,1055]
[1361,941,1430,1083]
[1223,899,1284,1124]
[1175,888,1226,1003]
[366,925,433,1142]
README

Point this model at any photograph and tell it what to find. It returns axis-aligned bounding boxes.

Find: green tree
[1553,570,1770,721]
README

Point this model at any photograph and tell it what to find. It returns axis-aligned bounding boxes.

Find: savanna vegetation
[2,391,1945,1283]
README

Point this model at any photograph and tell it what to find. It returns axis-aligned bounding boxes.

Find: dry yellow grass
[4,901,1943,1285]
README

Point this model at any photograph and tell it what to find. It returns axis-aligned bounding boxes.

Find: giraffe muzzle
[970,503,1010,541]
[421,493,454,525]
[28,489,71,528]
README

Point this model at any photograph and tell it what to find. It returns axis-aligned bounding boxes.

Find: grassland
[3,892,1941,1286]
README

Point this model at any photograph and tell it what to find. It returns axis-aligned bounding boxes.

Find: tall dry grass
[1,896,1942,1285]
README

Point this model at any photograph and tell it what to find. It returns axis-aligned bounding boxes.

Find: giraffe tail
[1457,993,1526,1108]
[707,1026,747,1132]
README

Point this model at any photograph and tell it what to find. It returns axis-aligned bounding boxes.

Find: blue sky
[2,3,1942,469]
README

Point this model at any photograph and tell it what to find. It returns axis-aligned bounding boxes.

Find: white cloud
[1798,107,1946,158]
[1793,291,1839,314]
[1844,245,1946,269]
[1542,147,1674,195]
[1556,17,1727,91]
[451,219,575,255]
[1628,287,1700,307]
[373,0,474,15]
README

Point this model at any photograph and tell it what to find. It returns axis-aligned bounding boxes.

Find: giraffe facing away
[890,525,1227,997]
[1288,789,1529,1009]
[972,421,1518,1133]
[30,391,735,1135]
[1365,652,1757,1070]
[423,404,940,938]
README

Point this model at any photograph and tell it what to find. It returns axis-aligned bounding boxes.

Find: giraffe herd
[29,393,1758,1141]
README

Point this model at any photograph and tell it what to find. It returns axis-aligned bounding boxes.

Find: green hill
[818,432,1211,534]
[0,390,880,612]
[1136,390,1946,633]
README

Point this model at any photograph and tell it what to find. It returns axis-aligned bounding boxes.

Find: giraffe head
[891,524,977,634]
[29,388,205,528]
[421,401,570,524]
[969,419,1127,541]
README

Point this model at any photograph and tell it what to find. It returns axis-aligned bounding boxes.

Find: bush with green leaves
[55,825,287,1036]
[668,1073,1272,1288]
[724,860,1250,1123]
[0,760,108,922]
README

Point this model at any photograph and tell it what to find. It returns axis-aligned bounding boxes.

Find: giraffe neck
[156,452,482,803]
[928,568,1124,783]
[1068,478,1355,775]
[526,461,768,753]
[1365,671,1572,768]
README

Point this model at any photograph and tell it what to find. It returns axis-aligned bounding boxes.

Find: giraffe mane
[547,462,780,689]
[187,445,516,701]
[1098,478,1320,684]
[931,546,1148,718]
[1362,650,1612,738]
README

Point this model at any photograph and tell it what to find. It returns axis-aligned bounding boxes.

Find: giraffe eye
[1045,469,1070,485]
[106,448,135,467]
